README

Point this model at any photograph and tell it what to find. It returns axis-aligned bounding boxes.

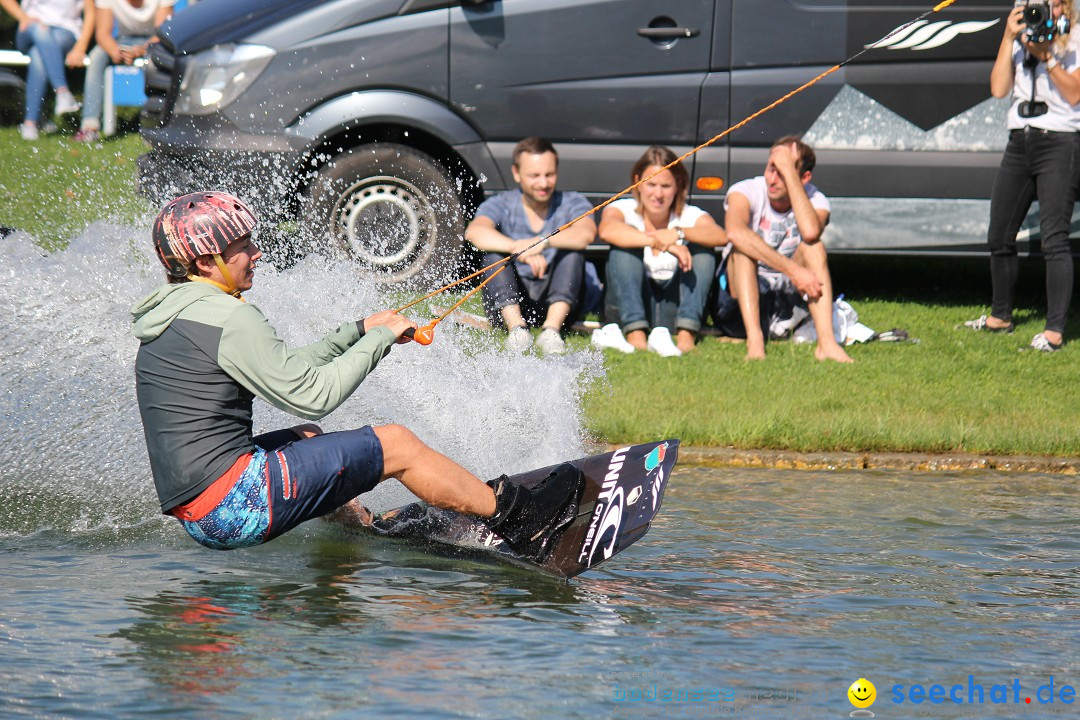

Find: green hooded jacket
[132,282,395,513]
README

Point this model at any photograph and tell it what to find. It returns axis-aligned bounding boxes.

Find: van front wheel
[302,143,465,286]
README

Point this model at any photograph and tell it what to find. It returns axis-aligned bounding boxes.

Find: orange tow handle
[403,323,436,346]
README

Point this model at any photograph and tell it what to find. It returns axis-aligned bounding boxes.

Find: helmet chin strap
[186,254,244,300]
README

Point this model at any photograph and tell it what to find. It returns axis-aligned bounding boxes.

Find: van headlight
[175,44,275,115]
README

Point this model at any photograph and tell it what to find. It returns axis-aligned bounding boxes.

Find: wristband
[1047,56,1060,71]
[675,227,687,246]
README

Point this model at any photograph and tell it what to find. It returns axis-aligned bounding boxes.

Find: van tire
[302,143,465,286]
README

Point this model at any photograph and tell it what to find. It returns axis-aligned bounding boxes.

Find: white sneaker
[506,326,533,352]
[591,323,635,353]
[55,91,81,115]
[19,123,38,141]
[647,327,682,357]
[536,328,566,355]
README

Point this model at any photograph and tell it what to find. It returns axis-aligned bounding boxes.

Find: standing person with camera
[966,0,1080,351]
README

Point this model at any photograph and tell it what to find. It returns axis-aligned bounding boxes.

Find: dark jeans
[987,128,1079,334]
[480,250,585,328]
[606,244,716,333]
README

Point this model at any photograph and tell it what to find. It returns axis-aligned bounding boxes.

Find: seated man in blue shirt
[464,137,596,355]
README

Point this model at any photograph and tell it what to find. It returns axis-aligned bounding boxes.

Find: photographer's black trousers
[987,127,1079,335]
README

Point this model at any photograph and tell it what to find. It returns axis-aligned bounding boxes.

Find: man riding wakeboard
[132,191,578,558]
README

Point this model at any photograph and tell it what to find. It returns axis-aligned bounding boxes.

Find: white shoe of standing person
[591,323,635,353]
[537,328,566,355]
[647,327,682,357]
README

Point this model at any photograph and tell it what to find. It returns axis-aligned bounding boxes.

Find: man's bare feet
[676,329,697,353]
[815,343,854,363]
[626,329,648,352]
[744,337,766,361]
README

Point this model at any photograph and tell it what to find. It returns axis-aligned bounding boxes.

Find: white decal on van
[868,19,999,52]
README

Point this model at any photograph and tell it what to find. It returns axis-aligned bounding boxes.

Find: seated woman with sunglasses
[965,0,1080,351]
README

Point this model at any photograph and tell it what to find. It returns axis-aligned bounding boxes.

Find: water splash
[0,224,604,538]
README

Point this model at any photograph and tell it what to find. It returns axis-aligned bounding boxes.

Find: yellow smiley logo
[848,678,877,709]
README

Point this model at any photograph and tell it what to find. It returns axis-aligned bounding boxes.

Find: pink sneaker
[72,128,100,143]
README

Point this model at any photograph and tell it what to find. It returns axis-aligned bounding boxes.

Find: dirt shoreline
[671,446,1080,475]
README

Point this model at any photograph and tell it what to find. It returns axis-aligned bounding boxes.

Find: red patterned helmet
[153,191,258,277]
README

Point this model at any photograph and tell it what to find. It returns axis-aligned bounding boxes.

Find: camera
[1019,0,1071,44]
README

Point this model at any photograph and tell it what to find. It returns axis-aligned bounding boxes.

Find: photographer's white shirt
[1008,31,1080,132]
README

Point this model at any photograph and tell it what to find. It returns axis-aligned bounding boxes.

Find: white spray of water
[0,223,604,535]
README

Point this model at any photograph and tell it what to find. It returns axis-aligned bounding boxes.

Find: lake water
[2,226,1077,719]
[3,466,1078,719]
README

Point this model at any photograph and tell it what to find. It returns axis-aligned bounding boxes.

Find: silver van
[137,0,1009,283]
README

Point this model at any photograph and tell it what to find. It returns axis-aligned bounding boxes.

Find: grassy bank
[3,128,1078,457]
[0,126,151,247]
[583,302,1078,456]
[584,256,1080,457]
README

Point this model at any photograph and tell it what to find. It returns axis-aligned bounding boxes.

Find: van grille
[142,42,179,127]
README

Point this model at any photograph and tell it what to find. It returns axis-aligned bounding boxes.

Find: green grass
[0,125,152,247]
[581,280,1080,456]
[2,127,1078,457]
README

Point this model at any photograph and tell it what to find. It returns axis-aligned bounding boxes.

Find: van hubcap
[332,176,434,269]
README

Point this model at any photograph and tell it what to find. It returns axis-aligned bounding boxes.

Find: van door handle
[637,27,699,39]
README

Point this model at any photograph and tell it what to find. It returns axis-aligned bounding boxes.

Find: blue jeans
[16,23,77,124]
[83,38,149,129]
[987,128,1079,334]
[606,244,716,333]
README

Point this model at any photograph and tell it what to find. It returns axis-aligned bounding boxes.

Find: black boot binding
[485,463,584,562]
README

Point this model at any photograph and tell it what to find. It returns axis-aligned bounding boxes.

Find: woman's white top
[95,0,174,37]
[22,0,84,38]
[1008,31,1080,132]
[608,197,708,282]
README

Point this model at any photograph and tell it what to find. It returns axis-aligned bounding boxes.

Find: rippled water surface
[2,229,1077,719]
[3,467,1078,719]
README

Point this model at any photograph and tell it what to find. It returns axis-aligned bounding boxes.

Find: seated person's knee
[794,240,827,266]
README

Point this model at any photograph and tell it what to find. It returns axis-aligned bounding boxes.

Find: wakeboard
[337,440,678,579]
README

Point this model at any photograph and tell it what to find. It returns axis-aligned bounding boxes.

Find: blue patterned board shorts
[181,426,384,550]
